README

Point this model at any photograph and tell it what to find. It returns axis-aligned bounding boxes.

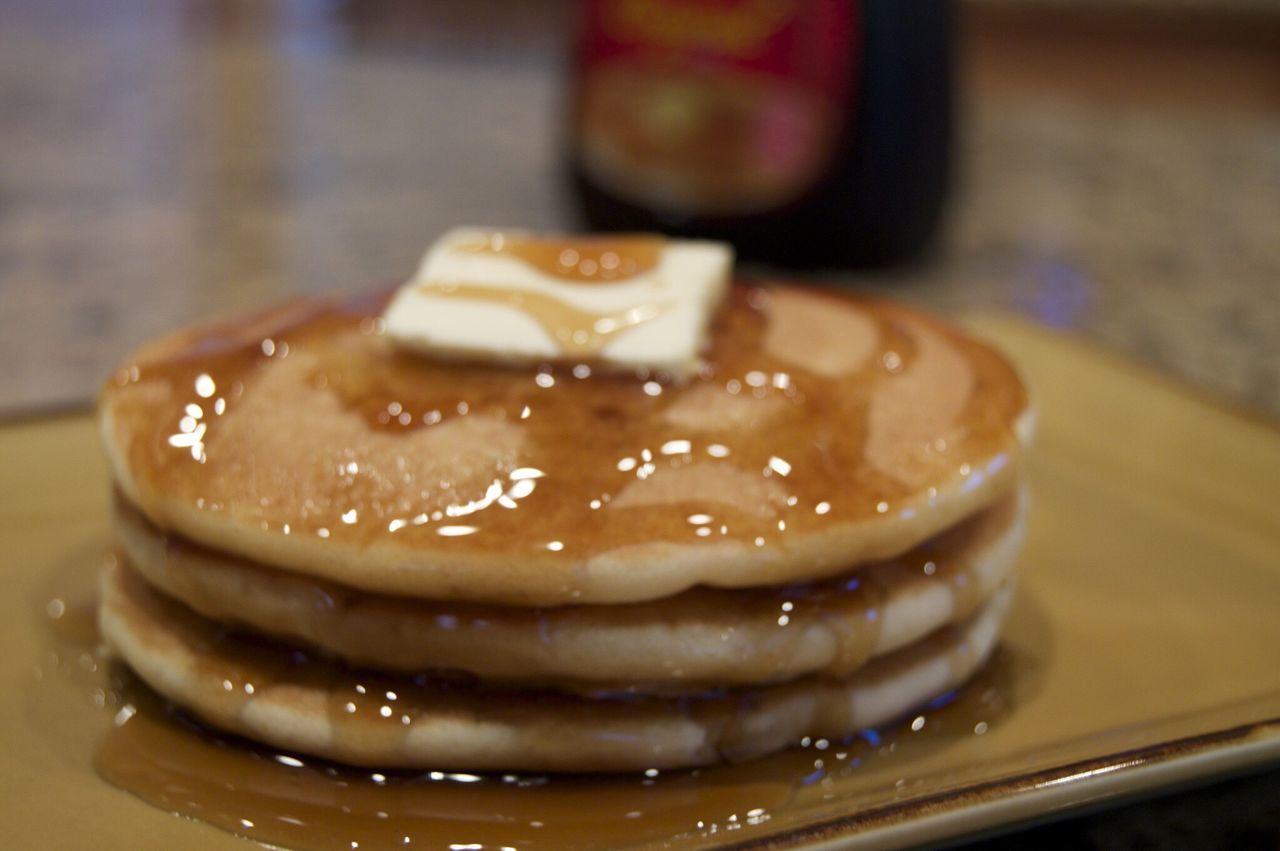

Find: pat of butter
[382,228,732,378]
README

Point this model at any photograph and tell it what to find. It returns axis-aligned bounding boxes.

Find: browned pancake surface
[101,286,1030,604]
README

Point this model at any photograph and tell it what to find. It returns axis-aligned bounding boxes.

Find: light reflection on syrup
[105,288,1029,580]
[40,563,1018,851]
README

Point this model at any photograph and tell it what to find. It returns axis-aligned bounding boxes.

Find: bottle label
[572,0,858,216]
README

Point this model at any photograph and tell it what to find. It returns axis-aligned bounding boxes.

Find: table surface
[2,0,1278,846]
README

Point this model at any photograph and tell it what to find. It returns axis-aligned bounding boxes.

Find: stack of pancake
[98,284,1032,772]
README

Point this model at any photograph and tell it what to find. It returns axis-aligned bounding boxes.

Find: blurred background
[2,0,1278,421]
[2,0,1279,844]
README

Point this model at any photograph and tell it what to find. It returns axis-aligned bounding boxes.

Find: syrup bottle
[565,0,954,268]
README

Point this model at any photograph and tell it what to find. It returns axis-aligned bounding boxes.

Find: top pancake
[100,285,1031,605]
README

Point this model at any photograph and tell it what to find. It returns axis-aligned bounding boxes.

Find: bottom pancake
[99,557,1012,772]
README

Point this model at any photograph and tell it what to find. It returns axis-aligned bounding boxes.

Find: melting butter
[383,228,732,377]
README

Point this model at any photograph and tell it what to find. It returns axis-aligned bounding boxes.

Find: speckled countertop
[2,1,1278,419]
[869,100,1280,414]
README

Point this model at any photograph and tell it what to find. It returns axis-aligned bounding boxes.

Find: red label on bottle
[572,0,859,216]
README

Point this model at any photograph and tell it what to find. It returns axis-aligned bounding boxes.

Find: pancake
[99,557,1013,772]
[115,488,1026,689]
[100,285,1033,606]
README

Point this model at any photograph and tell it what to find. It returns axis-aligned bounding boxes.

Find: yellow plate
[3,314,1279,850]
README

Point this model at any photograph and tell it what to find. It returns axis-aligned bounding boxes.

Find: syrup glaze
[103,286,1028,602]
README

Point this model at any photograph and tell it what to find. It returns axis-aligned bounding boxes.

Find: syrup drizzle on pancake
[454,231,665,282]
[415,281,675,359]
[106,287,1027,570]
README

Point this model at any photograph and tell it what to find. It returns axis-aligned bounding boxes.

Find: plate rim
[727,717,1280,850]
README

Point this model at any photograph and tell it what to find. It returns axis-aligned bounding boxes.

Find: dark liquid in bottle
[566,0,953,268]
